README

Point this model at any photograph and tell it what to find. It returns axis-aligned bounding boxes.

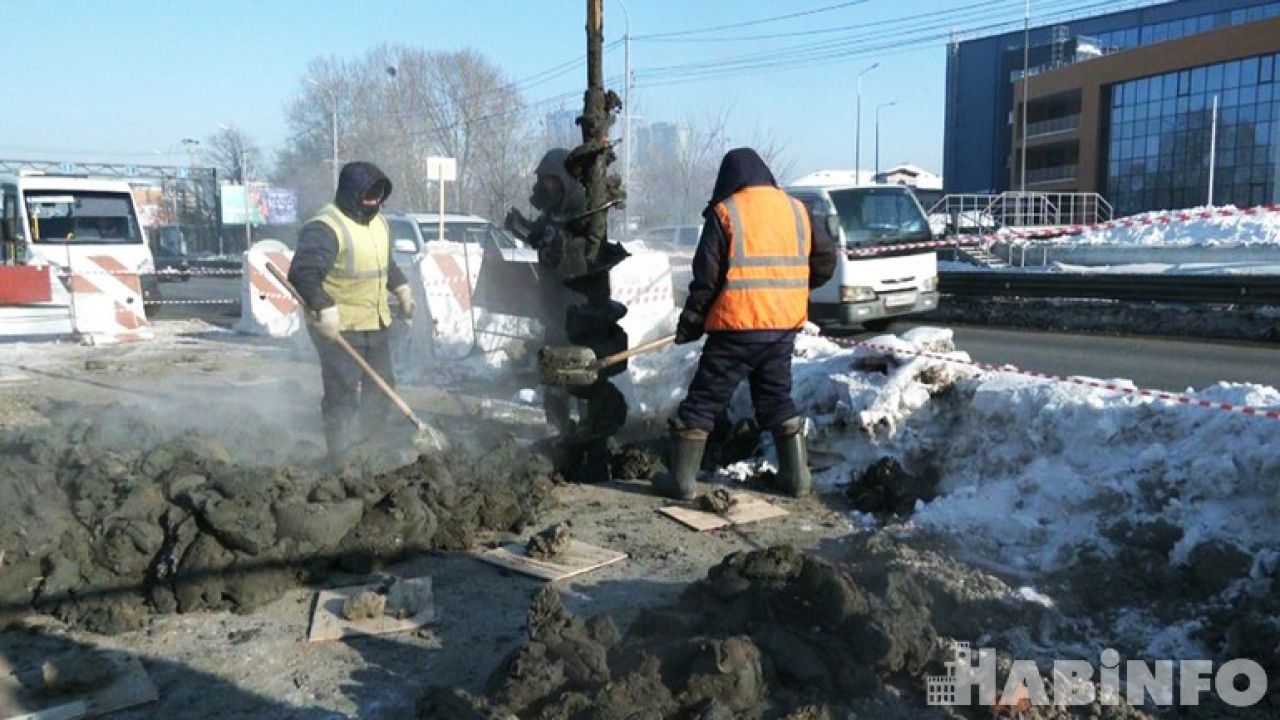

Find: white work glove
[393,285,415,322]
[314,306,341,340]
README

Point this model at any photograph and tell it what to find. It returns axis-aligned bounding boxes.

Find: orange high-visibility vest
[705,186,811,331]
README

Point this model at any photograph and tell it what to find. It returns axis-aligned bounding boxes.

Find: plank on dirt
[659,494,788,532]
[475,540,627,582]
[307,576,436,643]
[1,653,157,720]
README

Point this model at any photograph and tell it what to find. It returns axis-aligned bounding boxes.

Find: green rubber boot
[773,417,811,498]
[653,425,707,500]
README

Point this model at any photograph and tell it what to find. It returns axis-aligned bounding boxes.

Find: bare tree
[276,46,535,221]
[205,125,263,184]
[626,110,796,232]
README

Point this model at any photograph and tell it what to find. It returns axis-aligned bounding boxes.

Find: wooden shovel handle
[593,334,677,371]
[265,262,427,432]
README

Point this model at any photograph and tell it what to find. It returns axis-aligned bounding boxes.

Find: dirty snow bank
[722,327,1280,582]
[1013,204,1280,246]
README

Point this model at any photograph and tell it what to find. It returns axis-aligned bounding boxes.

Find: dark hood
[705,147,777,216]
[334,161,393,224]
[532,148,586,217]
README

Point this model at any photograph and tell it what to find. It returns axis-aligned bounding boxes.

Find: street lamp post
[856,62,879,182]
[875,100,896,180]
[307,78,340,194]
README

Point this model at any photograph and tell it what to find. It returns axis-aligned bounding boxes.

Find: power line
[632,0,1119,86]
[634,0,870,40]
[635,0,1009,43]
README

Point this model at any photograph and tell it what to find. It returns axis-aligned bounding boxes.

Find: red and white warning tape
[825,336,1280,421]
[51,267,244,278]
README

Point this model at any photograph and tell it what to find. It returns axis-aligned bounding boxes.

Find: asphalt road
[885,320,1280,392]
[151,277,1280,393]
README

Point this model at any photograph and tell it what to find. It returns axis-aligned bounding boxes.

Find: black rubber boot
[653,426,707,500]
[773,418,811,498]
[323,417,356,467]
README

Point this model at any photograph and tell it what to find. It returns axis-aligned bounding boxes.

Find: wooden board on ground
[1,653,157,720]
[307,576,436,643]
[659,494,789,532]
[476,540,627,582]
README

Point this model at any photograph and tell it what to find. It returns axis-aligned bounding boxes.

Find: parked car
[638,224,702,256]
[152,242,191,282]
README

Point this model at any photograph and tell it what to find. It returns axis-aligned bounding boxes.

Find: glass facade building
[1106,52,1280,214]
[1094,3,1280,52]
[945,0,1280,197]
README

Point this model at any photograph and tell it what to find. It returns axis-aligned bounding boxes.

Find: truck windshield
[26,191,143,245]
[828,188,930,247]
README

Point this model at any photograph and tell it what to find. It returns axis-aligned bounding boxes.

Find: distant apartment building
[944,0,1280,215]
[634,122,689,165]
[544,108,579,149]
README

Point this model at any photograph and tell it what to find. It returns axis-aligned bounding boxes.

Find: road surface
[153,277,1280,392]
[885,321,1280,392]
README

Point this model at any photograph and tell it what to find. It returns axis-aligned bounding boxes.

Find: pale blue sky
[0,0,1103,181]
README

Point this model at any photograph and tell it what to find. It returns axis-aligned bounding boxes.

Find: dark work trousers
[676,332,798,433]
[310,326,395,454]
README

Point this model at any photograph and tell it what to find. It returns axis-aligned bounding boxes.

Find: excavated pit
[0,410,558,635]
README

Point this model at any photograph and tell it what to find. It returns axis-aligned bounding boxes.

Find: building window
[1104,50,1280,215]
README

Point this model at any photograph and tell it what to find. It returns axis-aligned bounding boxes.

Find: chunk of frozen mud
[527,524,573,561]
[847,457,936,516]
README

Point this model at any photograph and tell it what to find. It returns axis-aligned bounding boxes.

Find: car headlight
[840,286,877,302]
[921,275,938,292]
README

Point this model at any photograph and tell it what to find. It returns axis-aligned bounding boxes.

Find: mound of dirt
[847,457,937,517]
[0,415,558,635]
[418,535,1028,718]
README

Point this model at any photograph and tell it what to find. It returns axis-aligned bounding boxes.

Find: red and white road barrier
[236,240,302,337]
[62,255,152,344]
[828,335,1280,421]
[612,252,678,344]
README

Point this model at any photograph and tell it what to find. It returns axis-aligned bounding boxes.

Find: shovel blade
[538,343,598,371]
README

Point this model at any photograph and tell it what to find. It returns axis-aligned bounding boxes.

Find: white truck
[786,172,939,330]
[1,172,158,334]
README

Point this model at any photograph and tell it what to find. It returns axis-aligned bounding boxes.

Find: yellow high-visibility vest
[312,204,392,331]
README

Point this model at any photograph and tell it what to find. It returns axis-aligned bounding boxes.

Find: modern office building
[944,0,1280,215]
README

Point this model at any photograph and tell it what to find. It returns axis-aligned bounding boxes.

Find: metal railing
[1024,114,1080,139]
[928,191,1112,230]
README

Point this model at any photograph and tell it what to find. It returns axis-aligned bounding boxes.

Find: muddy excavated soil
[0,406,557,635]
[416,535,1057,719]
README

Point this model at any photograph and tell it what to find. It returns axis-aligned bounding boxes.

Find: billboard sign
[221,184,299,225]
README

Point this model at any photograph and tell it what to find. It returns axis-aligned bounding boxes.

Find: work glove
[503,208,530,239]
[393,285,415,322]
[674,309,705,345]
[314,306,341,340]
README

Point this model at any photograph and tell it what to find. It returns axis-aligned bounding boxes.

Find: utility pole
[616,0,632,237]
[1208,93,1219,206]
[242,147,252,251]
[1020,0,1030,196]
[856,62,879,182]
[875,100,896,179]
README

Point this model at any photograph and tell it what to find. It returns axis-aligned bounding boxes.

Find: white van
[786,173,939,330]
[2,172,158,305]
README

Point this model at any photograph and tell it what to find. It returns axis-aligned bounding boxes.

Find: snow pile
[1028,205,1280,247]
[765,327,1280,587]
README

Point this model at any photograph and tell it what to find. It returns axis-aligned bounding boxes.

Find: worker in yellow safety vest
[654,148,837,500]
[288,161,415,463]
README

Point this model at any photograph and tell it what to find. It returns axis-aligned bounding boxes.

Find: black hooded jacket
[288,162,407,313]
[683,148,837,339]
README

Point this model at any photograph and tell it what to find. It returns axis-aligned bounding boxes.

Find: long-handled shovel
[538,333,676,387]
[266,262,447,452]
